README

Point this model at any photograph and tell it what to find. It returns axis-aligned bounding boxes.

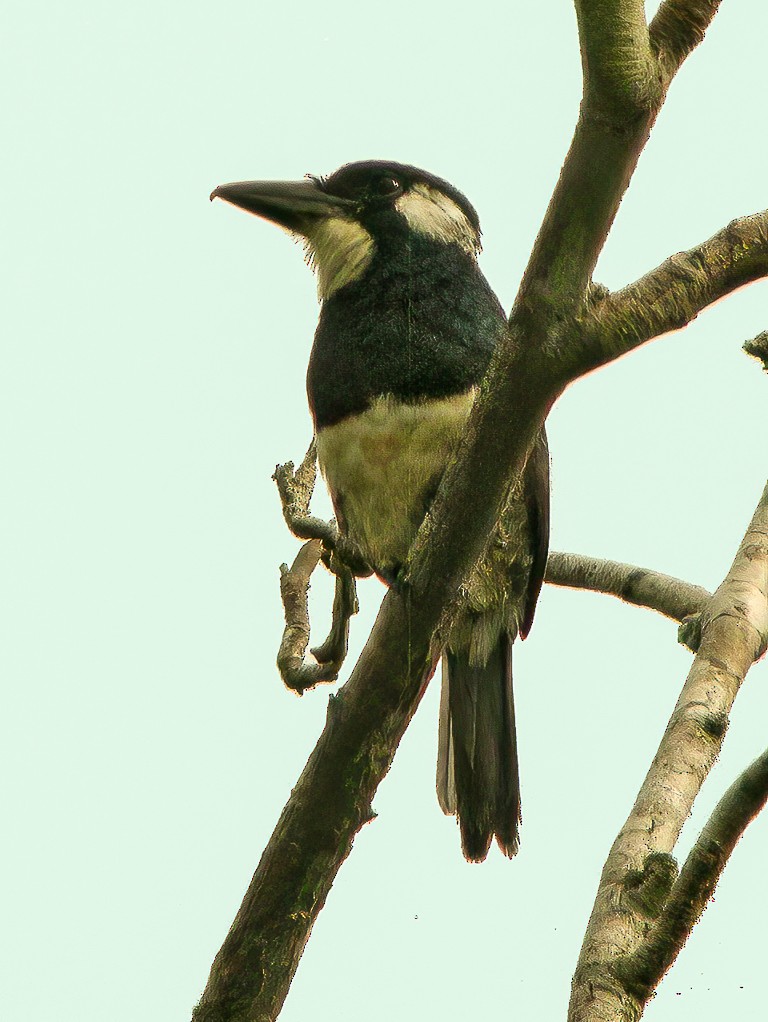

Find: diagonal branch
[568,210,768,376]
[568,481,768,1022]
[622,745,768,1006]
[545,551,711,622]
[193,588,440,1022]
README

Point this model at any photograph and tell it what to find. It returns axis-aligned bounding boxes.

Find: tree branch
[545,551,711,622]
[276,540,326,691]
[650,1,722,82]
[273,444,369,690]
[574,1,657,119]
[569,211,768,376]
[276,541,358,692]
[621,746,768,1006]
[569,481,768,1022]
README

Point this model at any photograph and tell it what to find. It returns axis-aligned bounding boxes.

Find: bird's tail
[436,631,520,861]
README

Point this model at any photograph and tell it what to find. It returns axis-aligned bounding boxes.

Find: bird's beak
[210,178,356,237]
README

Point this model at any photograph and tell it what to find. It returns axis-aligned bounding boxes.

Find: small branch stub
[545,552,711,623]
[744,330,768,372]
[678,612,703,653]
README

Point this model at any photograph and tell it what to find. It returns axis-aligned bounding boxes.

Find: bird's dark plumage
[212,160,550,860]
[308,233,504,429]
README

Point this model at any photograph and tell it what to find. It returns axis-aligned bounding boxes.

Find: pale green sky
[3,2,767,1020]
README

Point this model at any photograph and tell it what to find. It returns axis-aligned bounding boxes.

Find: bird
[211,161,549,861]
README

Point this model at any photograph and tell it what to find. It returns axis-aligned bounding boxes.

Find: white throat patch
[395,182,479,256]
[302,216,374,300]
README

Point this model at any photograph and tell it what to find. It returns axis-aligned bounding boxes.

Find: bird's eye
[375,176,402,197]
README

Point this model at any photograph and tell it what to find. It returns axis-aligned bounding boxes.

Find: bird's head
[210,160,482,299]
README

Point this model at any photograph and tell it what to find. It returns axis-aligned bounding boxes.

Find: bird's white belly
[316,389,477,575]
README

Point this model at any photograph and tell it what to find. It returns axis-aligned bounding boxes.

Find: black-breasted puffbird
[211,161,550,861]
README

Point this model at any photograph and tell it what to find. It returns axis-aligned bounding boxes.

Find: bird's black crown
[316,160,481,235]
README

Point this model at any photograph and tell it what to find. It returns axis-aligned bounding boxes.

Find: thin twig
[273,444,366,690]
[545,551,711,622]
[744,330,768,372]
[273,441,339,549]
[276,540,352,692]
